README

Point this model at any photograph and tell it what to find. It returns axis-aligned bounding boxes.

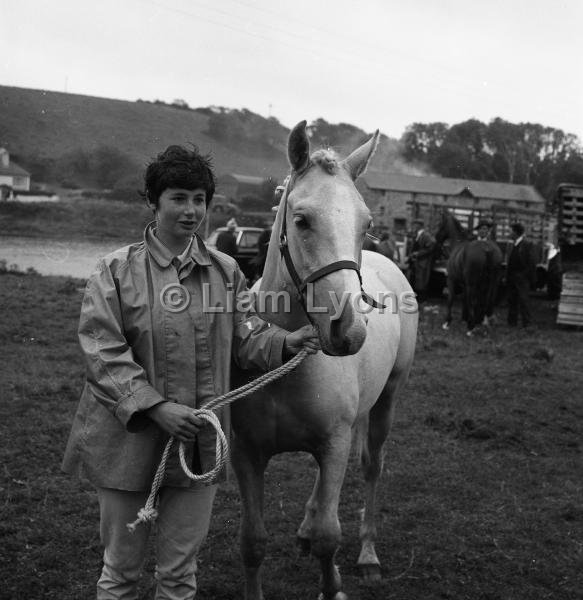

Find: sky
[1,0,582,140]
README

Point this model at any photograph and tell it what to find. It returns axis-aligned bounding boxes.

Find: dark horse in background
[435,211,503,334]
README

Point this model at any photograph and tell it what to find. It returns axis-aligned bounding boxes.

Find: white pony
[230,121,418,600]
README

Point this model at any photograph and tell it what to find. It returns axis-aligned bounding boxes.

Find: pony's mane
[310,149,339,175]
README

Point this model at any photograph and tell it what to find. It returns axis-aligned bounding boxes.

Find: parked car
[205,226,264,281]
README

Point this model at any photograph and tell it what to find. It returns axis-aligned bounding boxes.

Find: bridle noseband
[278,170,384,324]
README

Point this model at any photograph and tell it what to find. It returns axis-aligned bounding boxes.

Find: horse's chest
[233,370,358,452]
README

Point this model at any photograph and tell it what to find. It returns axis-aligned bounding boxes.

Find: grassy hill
[0,85,403,190]
[0,85,291,184]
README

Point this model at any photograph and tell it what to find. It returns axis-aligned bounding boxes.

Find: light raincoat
[62,224,287,490]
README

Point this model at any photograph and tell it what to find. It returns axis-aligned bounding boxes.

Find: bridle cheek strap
[280,239,385,312]
[300,260,385,309]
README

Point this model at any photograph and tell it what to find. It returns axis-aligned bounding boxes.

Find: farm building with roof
[357,172,548,243]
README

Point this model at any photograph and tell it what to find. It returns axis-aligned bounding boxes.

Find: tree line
[400,117,583,198]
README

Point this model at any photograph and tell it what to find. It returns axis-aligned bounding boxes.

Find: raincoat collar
[144,221,212,268]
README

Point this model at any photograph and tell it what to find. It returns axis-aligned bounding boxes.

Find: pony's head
[435,210,467,245]
[262,121,379,356]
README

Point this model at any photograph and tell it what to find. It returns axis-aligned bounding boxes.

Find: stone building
[357,172,547,243]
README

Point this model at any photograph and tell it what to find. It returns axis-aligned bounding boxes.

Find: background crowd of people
[399,218,540,328]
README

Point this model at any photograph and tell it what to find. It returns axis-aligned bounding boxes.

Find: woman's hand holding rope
[147,402,204,443]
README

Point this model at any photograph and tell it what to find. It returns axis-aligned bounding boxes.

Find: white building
[0,148,31,195]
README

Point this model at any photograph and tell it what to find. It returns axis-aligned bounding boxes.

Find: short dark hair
[511,222,525,236]
[142,145,216,208]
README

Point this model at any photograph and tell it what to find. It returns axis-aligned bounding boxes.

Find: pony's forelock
[310,149,338,175]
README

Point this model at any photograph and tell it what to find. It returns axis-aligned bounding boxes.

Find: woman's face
[150,187,207,246]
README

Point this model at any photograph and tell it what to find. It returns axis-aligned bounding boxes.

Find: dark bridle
[278,169,384,325]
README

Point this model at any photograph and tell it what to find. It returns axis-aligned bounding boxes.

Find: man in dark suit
[409,218,436,303]
[216,218,238,257]
[506,222,536,327]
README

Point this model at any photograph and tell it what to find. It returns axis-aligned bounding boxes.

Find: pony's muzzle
[326,311,367,356]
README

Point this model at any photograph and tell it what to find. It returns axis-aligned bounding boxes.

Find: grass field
[0,272,581,600]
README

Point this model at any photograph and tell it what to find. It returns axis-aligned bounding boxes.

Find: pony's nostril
[328,315,367,355]
[330,317,343,342]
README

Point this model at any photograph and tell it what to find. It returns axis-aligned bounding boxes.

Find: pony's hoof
[359,563,382,583]
[296,536,311,557]
[318,593,348,600]
[442,322,450,330]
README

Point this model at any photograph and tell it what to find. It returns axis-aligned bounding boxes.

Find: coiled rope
[127,349,308,532]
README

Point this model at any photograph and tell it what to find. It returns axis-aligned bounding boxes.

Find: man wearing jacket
[506,222,536,327]
[408,218,436,303]
[216,217,238,257]
[62,145,319,600]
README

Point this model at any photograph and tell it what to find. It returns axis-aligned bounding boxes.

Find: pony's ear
[342,130,380,180]
[288,120,310,172]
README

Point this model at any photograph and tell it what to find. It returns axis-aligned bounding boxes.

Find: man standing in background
[216,218,238,257]
[506,222,536,327]
[408,218,435,303]
[377,231,399,263]
[475,219,492,241]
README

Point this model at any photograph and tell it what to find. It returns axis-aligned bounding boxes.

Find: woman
[62,145,319,599]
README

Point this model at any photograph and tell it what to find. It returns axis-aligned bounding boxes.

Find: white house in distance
[0,148,31,193]
[0,148,59,202]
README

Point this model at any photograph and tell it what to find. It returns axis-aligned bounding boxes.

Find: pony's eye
[293,215,308,229]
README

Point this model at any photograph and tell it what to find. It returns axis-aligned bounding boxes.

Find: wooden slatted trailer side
[556,184,583,326]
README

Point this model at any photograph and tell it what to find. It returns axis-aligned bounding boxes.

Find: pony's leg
[468,278,486,333]
[442,278,455,329]
[311,430,352,600]
[231,443,268,600]
[357,386,397,582]
[462,284,474,330]
[485,271,502,321]
[296,469,320,556]
[467,288,476,332]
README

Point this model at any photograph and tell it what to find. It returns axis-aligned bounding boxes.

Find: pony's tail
[352,413,370,466]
